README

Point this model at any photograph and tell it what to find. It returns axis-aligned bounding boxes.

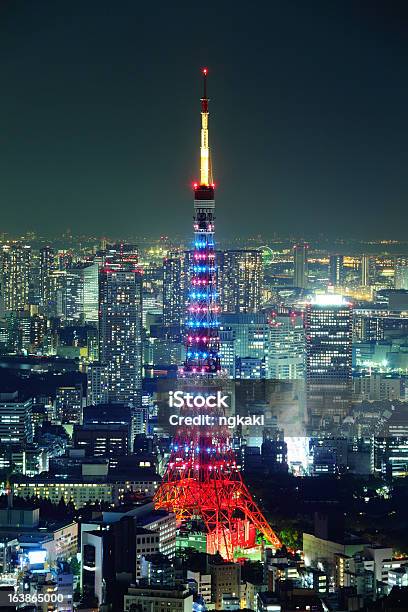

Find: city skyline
[1,1,408,240]
[2,4,408,610]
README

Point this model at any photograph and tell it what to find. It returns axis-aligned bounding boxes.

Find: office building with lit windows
[394,263,408,289]
[99,246,143,406]
[305,295,353,433]
[48,269,83,321]
[0,391,33,445]
[293,242,308,289]
[268,309,305,380]
[162,250,188,333]
[328,255,344,287]
[218,249,262,313]
[87,362,109,406]
[39,245,55,310]
[82,262,99,324]
[219,313,269,361]
[55,384,83,424]
[1,242,31,312]
[361,254,372,287]
[219,326,236,377]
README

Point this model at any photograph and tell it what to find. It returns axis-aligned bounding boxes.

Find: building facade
[219,250,262,314]
[305,295,353,433]
[99,247,143,405]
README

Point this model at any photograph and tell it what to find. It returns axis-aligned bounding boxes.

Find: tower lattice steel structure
[154,69,281,560]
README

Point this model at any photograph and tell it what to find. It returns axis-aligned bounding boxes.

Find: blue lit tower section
[183,68,220,375]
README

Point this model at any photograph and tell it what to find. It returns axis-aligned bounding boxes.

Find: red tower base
[206,519,256,558]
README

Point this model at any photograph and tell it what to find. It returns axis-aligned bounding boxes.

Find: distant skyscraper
[48,270,67,318]
[395,259,408,290]
[328,255,344,287]
[219,250,262,313]
[57,251,73,271]
[305,295,353,433]
[82,262,99,324]
[30,314,47,351]
[65,271,83,321]
[99,245,143,405]
[1,243,31,312]
[39,245,54,309]
[103,243,138,267]
[268,309,305,380]
[49,270,83,321]
[293,242,308,289]
[361,254,371,287]
[163,250,188,331]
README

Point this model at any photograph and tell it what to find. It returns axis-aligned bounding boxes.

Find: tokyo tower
[154,69,281,560]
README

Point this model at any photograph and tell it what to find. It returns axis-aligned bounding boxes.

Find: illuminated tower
[183,68,220,375]
[155,70,281,561]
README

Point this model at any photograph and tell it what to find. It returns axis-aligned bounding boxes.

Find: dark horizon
[1,1,408,240]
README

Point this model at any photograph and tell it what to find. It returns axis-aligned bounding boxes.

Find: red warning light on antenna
[202,67,208,75]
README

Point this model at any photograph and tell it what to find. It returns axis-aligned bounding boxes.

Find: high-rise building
[268,309,305,379]
[395,260,408,290]
[39,245,54,310]
[65,271,83,321]
[82,262,99,324]
[293,242,308,289]
[218,249,262,314]
[48,270,83,321]
[163,250,188,332]
[30,313,47,351]
[0,391,33,444]
[99,246,143,405]
[361,254,371,287]
[55,385,83,424]
[219,313,269,361]
[1,243,31,312]
[87,363,109,406]
[328,255,344,287]
[219,326,235,377]
[305,295,353,433]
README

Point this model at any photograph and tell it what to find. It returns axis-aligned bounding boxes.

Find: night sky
[1,1,408,240]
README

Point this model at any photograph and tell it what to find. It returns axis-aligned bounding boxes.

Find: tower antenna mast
[200,67,212,186]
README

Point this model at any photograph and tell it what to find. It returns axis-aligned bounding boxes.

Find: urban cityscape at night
[1,2,408,611]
